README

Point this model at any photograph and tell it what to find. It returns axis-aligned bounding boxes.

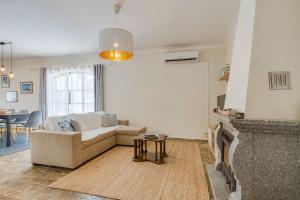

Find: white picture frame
[6,91,18,102]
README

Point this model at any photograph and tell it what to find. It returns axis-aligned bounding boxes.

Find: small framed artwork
[6,91,18,102]
[1,75,10,88]
[268,71,291,90]
[20,82,33,94]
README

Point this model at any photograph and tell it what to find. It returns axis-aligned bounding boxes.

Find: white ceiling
[0,0,240,59]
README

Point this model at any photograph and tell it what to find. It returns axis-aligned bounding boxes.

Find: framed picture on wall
[1,75,10,88]
[6,91,18,102]
[20,82,33,94]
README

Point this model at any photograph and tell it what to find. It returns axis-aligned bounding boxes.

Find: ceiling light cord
[115,11,118,25]
[8,42,14,79]
[113,1,123,25]
[1,45,3,67]
[10,42,13,72]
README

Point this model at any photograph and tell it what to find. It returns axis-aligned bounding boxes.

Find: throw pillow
[70,119,81,132]
[57,116,74,131]
[102,113,118,127]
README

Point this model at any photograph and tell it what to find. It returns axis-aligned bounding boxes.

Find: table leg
[159,141,163,162]
[6,118,11,147]
[133,140,138,160]
[138,140,141,157]
[145,141,147,153]
[163,140,167,157]
[141,140,144,153]
[155,142,158,161]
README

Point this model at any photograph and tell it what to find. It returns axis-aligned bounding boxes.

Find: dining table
[0,113,29,147]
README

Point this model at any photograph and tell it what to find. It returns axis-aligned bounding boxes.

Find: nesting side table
[132,134,167,164]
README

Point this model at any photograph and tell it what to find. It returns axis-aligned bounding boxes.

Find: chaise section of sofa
[31,112,146,169]
[116,126,147,145]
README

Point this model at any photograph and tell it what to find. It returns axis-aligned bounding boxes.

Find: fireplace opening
[220,128,236,192]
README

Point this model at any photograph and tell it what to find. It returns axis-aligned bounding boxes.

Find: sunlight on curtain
[46,66,95,117]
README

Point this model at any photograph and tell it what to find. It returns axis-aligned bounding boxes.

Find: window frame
[47,68,95,117]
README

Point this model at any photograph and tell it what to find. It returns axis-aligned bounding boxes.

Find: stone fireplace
[219,126,236,193]
[209,113,300,200]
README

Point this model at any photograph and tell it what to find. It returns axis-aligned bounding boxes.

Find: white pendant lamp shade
[99,28,133,61]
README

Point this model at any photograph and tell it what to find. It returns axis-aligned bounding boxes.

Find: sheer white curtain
[46,66,95,117]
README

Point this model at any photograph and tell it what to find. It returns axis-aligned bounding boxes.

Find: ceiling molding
[135,43,225,54]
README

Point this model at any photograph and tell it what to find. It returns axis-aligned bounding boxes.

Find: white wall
[104,48,226,139]
[0,59,42,112]
[104,51,209,139]
[224,0,256,112]
[245,0,300,120]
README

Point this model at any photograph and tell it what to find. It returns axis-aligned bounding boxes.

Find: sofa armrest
[118,120,129,126]
[31,130,82,169]
[32,129,80,135]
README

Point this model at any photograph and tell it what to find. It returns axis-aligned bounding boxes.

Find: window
[47,66,94,117]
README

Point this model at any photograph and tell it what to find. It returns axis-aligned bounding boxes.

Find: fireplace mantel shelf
[230,118,300,133]
[212,112,300,134]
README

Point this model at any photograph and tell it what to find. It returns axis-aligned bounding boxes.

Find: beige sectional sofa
[31,112,146,169]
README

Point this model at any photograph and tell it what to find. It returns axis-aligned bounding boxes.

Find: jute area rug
[49,140,209,200]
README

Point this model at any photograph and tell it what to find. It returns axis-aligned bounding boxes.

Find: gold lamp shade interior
[99,50,133,61]
[99,28,133,61]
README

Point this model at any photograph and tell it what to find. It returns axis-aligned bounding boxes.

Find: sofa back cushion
[57,117,74,131]
[44,115,72,131]
[70,112,105,131]
[102,113,118,127]
[70,119,81,132]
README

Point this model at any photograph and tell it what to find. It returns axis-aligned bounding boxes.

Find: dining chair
[0,123,6,143]
[0,110,14,143]
[13,110,43,144]
[11,109,29,125]
[9,109,29,143]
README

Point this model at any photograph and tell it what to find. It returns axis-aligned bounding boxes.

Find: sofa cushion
[102,113,118,127]
[116,126,147,136]
[44,115,71,131]
[81,126,119,147]
[70,112,105,131]
[70,119,81,132]
[57,117,74,131]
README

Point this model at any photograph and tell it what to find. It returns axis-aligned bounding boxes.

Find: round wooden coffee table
[132,134,167,164]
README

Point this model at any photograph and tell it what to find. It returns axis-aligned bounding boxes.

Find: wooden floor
[0,140,214,200]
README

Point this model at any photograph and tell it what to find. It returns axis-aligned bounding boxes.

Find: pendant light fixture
[98,1,133,61]
[0,41,14,79]
[9,42,14,80]
[0,42,6,73]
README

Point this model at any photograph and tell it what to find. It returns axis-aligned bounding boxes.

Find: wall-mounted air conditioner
[164,51,199,63]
